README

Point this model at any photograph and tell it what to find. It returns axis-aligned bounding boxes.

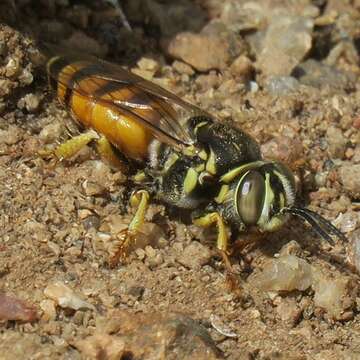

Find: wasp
[44,47,346,267]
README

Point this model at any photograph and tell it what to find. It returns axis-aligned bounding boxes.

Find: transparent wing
[47,50,208,149]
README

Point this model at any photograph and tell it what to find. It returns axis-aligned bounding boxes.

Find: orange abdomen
[55,62,155,161]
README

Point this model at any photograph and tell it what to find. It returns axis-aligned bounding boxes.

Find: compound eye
[237,171,265,225]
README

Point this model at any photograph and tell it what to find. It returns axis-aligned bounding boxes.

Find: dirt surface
[1,1,360,359]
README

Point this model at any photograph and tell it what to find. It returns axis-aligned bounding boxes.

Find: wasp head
[234,161,346,244]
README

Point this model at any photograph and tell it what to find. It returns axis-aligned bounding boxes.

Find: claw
[108,228,136,268]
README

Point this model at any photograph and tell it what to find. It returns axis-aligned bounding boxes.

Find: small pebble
[0,293,37,322]
[313,275,355,321]
[275,298,302,325]
[338,164,360,199]
[5,57,21,77]
[39,122,63,144]
[40,299,57,321]
[137,57,160,73]
[17,93,40,112]
[326,126,347,159]
[168,31,235,72]
[44,281,95,311]
[176,241,212,270]
[252,255,313,292]
[265,76,300,96]
[172,60,195,75]
[334,212,359,233]
[258,15,313,76]
[349,229,360,273]
[82,180,106,196]
[0,126,21,145]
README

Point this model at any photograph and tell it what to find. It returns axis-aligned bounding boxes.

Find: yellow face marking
[214,184,229,204]
[274,169,295,207]
[205,149,216,175]
[279,192,285,209]
[263,216,285,232]
[257,173,274,228]
[184,168,198,194]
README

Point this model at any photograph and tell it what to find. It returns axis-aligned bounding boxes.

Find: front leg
[192,212,234,272]
[192,212,245,293]
[193,212,229,253]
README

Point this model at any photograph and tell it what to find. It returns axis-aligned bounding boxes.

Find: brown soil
[0,1,359,359]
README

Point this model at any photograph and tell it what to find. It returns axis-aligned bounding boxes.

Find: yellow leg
[193,212,229,253]
[96,136,127,172]
[109,190,150,267]
[193,212,243,291]
[193,212,238,279]
[128,190,150,232]
[54,130,98,160]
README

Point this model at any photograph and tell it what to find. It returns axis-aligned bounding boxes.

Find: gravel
[0,0,359,358]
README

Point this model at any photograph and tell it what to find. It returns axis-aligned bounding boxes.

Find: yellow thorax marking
[163,153,179,173]
[183,145,198,157]
[205,149,216,175]
[184,168,198,194]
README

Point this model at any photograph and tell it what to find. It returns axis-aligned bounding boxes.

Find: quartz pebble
[253,253,357,320]
[258,15,313,76]
[265,76,300,96]
[252,255,313,292]
[17,93,40,112]
[334,212,359,233]
[313,276,355,320]
[44,281,95,311]
[39,299,57,321]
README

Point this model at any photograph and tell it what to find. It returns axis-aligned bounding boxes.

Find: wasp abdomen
[47,57,155,161]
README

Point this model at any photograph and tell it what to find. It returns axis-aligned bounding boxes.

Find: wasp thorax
[234,162,296,232]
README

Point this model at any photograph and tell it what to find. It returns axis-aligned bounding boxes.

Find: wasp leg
[109,190,150,267]
[193,212,229,252]
[96,136,128,172]
[47,130,98,160]
[193,213,243,290]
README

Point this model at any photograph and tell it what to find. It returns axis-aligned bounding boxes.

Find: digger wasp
[44,45,346,267]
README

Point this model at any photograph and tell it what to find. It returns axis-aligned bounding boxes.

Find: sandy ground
[0,1,360,359]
